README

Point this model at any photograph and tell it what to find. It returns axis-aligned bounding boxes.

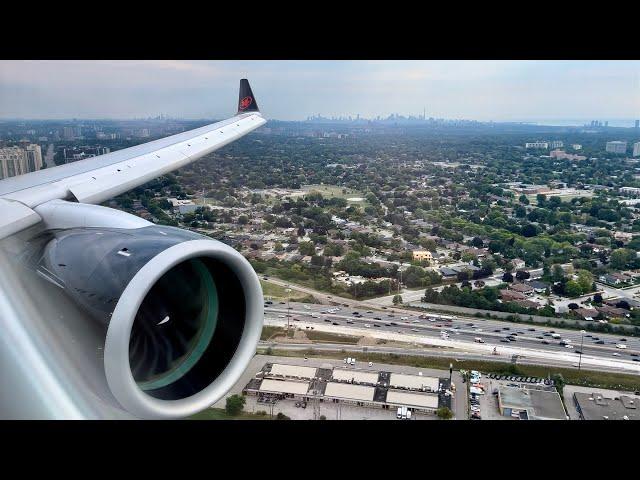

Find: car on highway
[575,350,582,354]
[374,317,382,321]
[385,323,391,327]
[347,321,354,324]
[613,352,621,356]
[374,324,381,328]
[528,328,536,331]
[332,322,340,326]
[500,339,509,343]
[364,324,372,328]
[390,322,398,326]
[565,344,574,349]
[541,340,549,344]
[595,340,605,344]
[494,329,501,332]
[503,327,510,330]
[616,344,628,349]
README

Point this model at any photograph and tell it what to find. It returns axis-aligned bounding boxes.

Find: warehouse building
[332,369,379,385]
[573,392,640,420]
[497,385,566,420]
[243,362,449,414]
[389,373,439,392]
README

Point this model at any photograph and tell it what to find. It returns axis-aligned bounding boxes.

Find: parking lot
[243,394,434,420]
[468,373,557,420]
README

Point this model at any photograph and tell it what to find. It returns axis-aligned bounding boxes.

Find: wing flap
[0,199,42,239]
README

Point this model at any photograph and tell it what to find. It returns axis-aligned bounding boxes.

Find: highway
[264,300,640,374]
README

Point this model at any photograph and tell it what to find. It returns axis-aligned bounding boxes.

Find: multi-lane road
[264,300,640,373]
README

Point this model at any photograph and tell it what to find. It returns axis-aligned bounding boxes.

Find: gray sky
[1,60,639,122]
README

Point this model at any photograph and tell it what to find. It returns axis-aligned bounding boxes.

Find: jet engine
[13,200,263,419]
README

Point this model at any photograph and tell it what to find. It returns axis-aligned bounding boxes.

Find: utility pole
[286,286,292,332]
[578,329,585,371]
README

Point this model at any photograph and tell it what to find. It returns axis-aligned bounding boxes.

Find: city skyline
[1,60,639,122]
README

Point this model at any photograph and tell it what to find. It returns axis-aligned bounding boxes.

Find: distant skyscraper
[24,144,43,172]
[633,142,640,157]
[604,121,609,127]
[606,141,627,154]
[0,144,43,180]
[62,126,75,140]
[525,142,549,149]
[635,120,639,129]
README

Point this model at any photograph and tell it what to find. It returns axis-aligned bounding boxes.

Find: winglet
[237,79,259,114]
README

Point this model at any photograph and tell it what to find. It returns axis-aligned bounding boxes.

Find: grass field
[258,348,640,392]
[260,280,317,303]
[305,330,361,344]
[303,184,368,205]
[260,326,287,340]
[190,407,270,420]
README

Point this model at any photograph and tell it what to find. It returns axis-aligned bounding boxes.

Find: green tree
[436,407,453,420]
[610,248,635,270]
[392,294,403,305]
[576,270,594,294]
[298,241,316,256]
[225,394,246,416]
[565,280,582,298]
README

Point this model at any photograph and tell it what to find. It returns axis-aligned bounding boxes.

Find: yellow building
[412,250,433,262]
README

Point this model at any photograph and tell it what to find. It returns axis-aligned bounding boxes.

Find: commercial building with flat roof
[498,386,566,420]
[324,383,375,403]
[386,390,439,411]
[268,363,318,379]
[332,369,379,385]
[573,392,640,420]
[389,373,439,392]
[243,361,451,414]
[259,379,310,396]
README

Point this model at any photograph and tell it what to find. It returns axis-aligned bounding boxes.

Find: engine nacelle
[21,202,263,419]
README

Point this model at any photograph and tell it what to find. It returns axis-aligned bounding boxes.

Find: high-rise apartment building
[633,142,640,157]
[606,141,627,154]
[0,144,43,179]
[525,142,549,149]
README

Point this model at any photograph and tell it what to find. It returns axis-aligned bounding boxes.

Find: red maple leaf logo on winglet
[239,96,252,110]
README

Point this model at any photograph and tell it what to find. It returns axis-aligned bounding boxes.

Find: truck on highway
[551,333,561,339]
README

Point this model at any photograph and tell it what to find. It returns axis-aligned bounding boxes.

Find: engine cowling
[22,205,263,419]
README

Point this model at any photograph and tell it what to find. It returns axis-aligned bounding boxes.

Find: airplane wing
[0,78,266,239]
[0,79,266,419]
